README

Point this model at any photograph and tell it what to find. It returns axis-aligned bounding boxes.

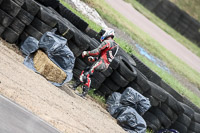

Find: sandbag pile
[107,87,151,133]
[22,29,75,86]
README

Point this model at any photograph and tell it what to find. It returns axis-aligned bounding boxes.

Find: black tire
[150,107,171,128]
[56,20,74,41]
[109,56,121,70]
[13,0,24,6]
[134,68,151,92]
[138,0,148,5]
[143,111,161,130]
[147,81,168,102]
[145,120,158,132]
[31,18,52,34]
[143,93,160,107]
[0,9,13,27]
[183,97,200,114]
[89,38,100,50]
[92,71,106,84]
[159,80,183,102]
[0,25,5,35]
[128,81,144,94]
[165,9,182,27]
[189,121,200,132]
[90,77,101,90]
[18,31,29,43]
[165,94,184,115]
[98,84,113,97]
[68,40,81,57]
[104,78,120,91]
[116,47,136,67]
[37,6,58,27]
[72,30,90,50]
[144,0,161,11]
[117,57,137,82]
[180,102,195,119]
[187,130,196,133]
[56,3,88,32]
[17,9,34,25]
[0,0,21,17]
[111,70,129,87]
[193,112,200,124]
[159,103,178,123]
[189,121,200,133]
[153,1,174,20]
[102,66,113,77]
[2,27,19,43]
[25,25,43,40]
[22,0,40,16]
[71,15,89,32]
[9,18,25,34]
[74,58,87,70]
[85,27,101,41]
[72,68,82,79]
[170,121,188,133]
[177,113,191,127]
[175,20,189,34]
[35,0,59,9]
[131,54,161,84]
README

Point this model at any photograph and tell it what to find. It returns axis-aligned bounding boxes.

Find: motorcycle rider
[74,28,119,97]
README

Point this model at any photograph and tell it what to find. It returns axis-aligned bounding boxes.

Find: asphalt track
[0,95,60,133]
[106,0,200,73]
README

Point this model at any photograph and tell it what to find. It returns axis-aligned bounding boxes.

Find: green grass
[170,0,200,22]
[88,89,106,106]
[125,0,200,58]
[71,80,106,106]
[59,0,200,107]
[81,0,200,88]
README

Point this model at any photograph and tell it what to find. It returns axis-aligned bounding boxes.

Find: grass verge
[60,0,200,107]
[125,0,200,58]
[80,0,200,89]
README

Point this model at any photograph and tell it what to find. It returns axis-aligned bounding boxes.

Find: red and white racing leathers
[80,39,119,88]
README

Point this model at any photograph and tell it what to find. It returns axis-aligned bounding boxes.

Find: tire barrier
[136,0,200,47]
[55,2,88,32]
[0,0,200,132]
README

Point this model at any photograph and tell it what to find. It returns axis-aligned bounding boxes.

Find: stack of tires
[127,72,185,131]
[1,0,200,132]
[0,0,32,43]
[0,0,90,45]
[188,112,200,133]
[136,0,200,47]
[153,0,176,21]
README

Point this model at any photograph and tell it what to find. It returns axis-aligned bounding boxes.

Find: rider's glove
[82,51,88,58]
[88,56,95,62]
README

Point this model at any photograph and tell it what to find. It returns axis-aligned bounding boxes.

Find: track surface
[0,40,125,133]
[106,0,200,73]
[0,95,60,133]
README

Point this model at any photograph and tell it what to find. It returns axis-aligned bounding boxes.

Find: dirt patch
[0,40,125,133]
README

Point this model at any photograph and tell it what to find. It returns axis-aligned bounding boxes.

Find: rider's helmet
[99,28,115,42]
